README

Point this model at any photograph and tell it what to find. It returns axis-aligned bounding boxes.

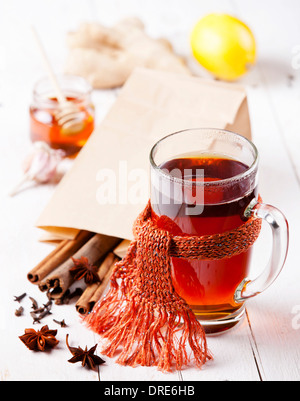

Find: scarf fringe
[84,242,212,372]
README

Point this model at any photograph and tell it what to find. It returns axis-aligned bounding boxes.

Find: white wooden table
[1,0,300,382]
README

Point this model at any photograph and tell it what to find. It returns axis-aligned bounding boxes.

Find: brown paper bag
[36,68,252,241]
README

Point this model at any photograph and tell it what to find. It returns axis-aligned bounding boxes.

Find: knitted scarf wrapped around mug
[84,199,262,372]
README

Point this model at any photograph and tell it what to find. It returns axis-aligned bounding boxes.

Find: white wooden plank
[177,318,262,382]
[99,356,182,382]
[231,0,300,381]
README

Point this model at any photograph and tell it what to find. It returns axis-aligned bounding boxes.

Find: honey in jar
[30,75,95,156]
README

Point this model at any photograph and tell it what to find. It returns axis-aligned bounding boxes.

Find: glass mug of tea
[150,128,289,334]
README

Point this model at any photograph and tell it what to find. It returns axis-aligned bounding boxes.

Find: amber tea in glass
[150,129,288,334]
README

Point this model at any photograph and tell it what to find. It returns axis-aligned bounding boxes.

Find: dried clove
[33,300,52,314]
[29,297,39,310]
[31,309,52,324]
[14,293,27,303]
[30,312,41,324]
[44,300,52,309]
[53,319,67,328]
[15,307,24,317]
[32,306,46,314]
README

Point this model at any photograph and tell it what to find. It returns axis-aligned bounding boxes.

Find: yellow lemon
[190,14,256,81]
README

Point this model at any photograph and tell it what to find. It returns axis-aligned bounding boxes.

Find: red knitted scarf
[84,199,262,372]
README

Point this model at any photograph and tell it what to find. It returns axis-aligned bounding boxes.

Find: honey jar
[30,75,95,156]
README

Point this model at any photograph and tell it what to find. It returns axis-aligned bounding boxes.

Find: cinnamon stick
[88,260,117,310]
[46,234,121,299]
[38,281,49,293]
[27,231,94,284]
[76,252,119,315]
[113,239,130,259]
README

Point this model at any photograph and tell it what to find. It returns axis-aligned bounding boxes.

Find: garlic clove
[9,142,66,197]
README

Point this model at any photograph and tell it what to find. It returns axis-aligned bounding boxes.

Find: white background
[0,0,300,381]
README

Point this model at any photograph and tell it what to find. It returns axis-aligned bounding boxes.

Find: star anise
[69,256,101,285]
[19,325,59,352]
[66,334,105,370]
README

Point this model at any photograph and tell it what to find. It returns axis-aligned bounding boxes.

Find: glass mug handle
[234,199,289,303]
